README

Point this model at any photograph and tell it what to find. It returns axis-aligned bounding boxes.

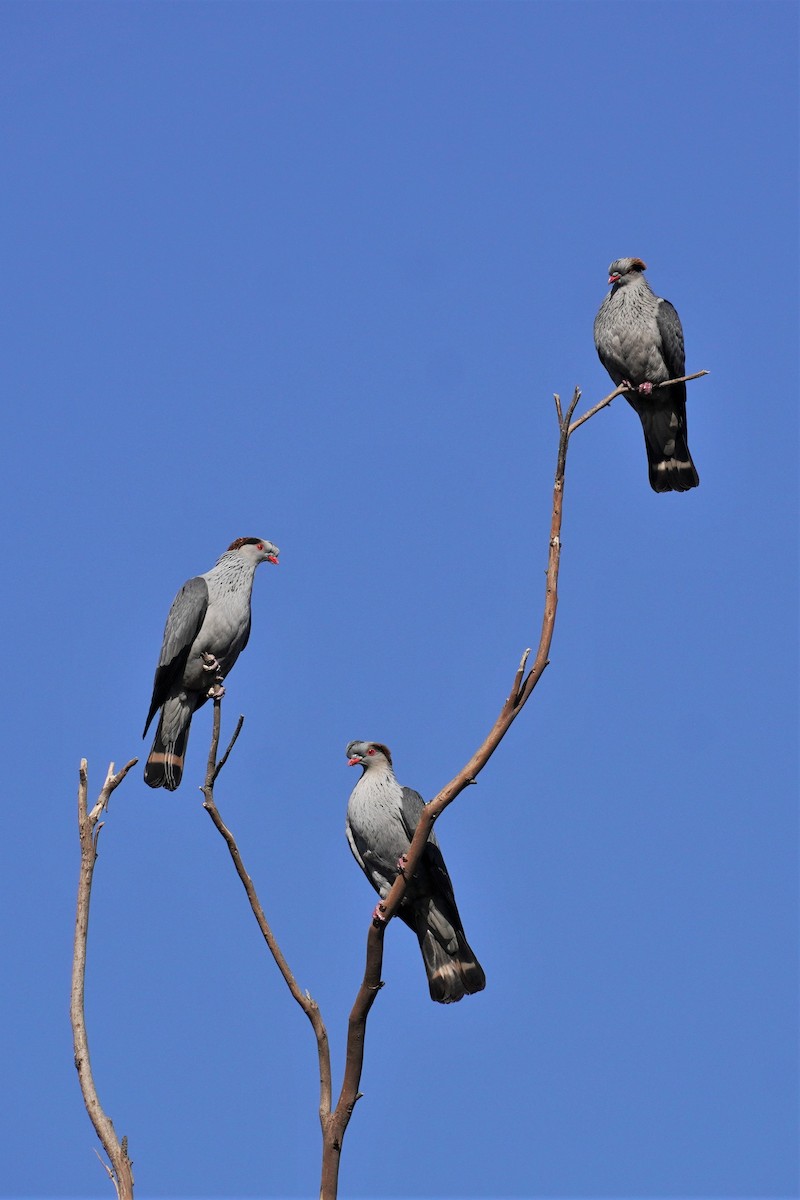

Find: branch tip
[567,385,582,418]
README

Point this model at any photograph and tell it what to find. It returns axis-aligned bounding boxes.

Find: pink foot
[637,381,653,395]
[372,902,387,926]
[202,652,225,696]
[396,854,409,876]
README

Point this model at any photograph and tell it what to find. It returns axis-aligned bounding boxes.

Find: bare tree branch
[71,758,138,1199]
[318,370,709,1193]
[200,705,334,1132]
[196,370,709,1198]
[568,370,709,436]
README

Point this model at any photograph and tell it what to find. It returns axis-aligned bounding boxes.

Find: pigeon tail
[646,445,700,493]
[415,917,486,1004]
[635,388,699,493]
[144,713,191,791]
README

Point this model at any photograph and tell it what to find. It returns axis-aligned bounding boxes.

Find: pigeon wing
[400,786,461,917]
[656,298,686,380]
[143,576,209,735]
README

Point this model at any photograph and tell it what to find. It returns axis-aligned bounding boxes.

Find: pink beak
[608,273,620,284]
[347,756,361,766]
[267,555,279,564]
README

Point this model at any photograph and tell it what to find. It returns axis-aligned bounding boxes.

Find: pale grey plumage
[594,257,699,492]
[345,741,485,1004]
[143,537,279,790]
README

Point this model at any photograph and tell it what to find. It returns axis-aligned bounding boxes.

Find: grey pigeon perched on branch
[143,537,279,790]
[594,257,699,492]
[345,741,485,1004]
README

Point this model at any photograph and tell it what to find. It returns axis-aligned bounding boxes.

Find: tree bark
[71,758,138,1199]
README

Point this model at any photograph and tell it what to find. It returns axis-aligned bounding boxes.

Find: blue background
[1,2,797,1197]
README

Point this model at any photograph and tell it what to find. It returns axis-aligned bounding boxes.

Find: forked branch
[319,369,708,1194]
[195,371,708,1200]
[71,758,138,1199]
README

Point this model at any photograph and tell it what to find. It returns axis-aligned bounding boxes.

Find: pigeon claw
[202,652,225,696]
[637,381,654,395]
[396,853,409,876]
[372,902,388,927]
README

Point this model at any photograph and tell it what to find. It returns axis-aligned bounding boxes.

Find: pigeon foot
[396,854,409,876]
[637,381,653,395]
[202,652,225,696]
[372,902,388,927]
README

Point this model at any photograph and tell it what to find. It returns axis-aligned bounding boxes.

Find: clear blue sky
[1,2,797,1198]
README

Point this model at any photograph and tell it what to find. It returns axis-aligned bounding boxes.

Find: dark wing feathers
[400,786,425,841]
[399,786,462,919]
[143,576,208,735]
[655,298,686,380]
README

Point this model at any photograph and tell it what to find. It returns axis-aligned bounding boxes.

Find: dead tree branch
[319,369,709,1193]
[200,705,334,1135]
[568,370,709,436]
[71,758,138,1200]
[197,370,708,1198]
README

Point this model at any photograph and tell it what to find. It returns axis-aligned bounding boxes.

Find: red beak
[348,756,361,766]
[608,273,620,284]
[267,555,279,564]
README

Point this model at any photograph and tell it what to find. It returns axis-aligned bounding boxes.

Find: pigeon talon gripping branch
[143,537,280,791]
[593,257,700,493]
[345,741,485,1004]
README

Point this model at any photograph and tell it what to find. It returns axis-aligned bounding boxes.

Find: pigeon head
[227,537,280,566]
[607,257,647,286]
[346,741,393,770]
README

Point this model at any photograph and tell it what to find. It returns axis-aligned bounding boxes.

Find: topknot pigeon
[143,537,279,790]
[345,741,485,1004]
[594,257,700,492]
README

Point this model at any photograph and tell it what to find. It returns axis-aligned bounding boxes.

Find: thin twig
[71,758,138,1199]
[213,714,245,781]
[568,370,709,435]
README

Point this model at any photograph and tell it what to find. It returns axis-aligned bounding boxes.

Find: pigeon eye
[367,748,376,756]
